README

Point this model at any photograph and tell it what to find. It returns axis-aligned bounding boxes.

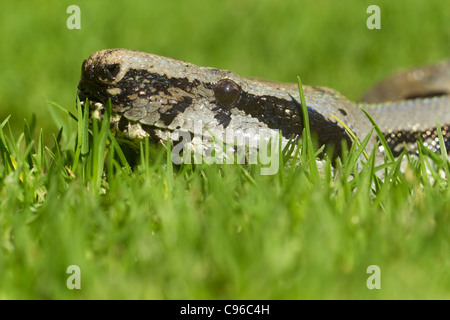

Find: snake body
[77,49,450,159]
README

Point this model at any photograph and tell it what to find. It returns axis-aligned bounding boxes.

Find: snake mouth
[77,58,122,111]
[76,81,176,149]
[76,89,110,127]
[77,89,100,106]
[77,77,110,106]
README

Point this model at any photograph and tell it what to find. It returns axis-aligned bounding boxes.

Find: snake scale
[77,49,450,160]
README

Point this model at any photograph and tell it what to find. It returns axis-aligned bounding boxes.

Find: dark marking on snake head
[159,99,192,126]
[212,108,232,127]
[234,92,304,138]
[235,90,351,154]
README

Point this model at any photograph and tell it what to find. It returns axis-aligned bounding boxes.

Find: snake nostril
[96,63,121,83]
[105,63,121,78]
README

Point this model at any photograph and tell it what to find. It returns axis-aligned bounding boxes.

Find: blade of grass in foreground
[0,117,14,172]
[331,114,370,162]
[92,100,112,192]
[23,119,35,168]
[360,107,395,163]
[295,76,319,181]
[72,97,84,172]
[36,128,45,173]
[107,131,131,174]
[46,101,78,123]
[436,119,450,179]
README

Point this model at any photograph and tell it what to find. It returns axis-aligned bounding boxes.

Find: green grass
[1,94,450,299]
[0,0,449,299]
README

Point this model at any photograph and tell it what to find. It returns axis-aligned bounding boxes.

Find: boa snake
[77,49,450,160]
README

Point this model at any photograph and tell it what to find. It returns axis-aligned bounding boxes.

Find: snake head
[77,49,301,149]
[77,49,359,160]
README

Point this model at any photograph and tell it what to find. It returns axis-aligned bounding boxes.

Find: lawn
[0,0,449,299]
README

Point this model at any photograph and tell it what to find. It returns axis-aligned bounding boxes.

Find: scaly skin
[77,49,450,157]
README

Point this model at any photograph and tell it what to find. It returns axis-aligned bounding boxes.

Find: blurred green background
[0,0,449,300]
[1,0,448,137]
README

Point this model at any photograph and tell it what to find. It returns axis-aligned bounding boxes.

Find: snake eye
[213,79,241,107]
[97,63,121,83]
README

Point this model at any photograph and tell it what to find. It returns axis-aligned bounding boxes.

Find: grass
[1,90,450,299]
[0,0,449,299]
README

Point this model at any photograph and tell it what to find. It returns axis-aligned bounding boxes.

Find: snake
[77,49,450,161]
